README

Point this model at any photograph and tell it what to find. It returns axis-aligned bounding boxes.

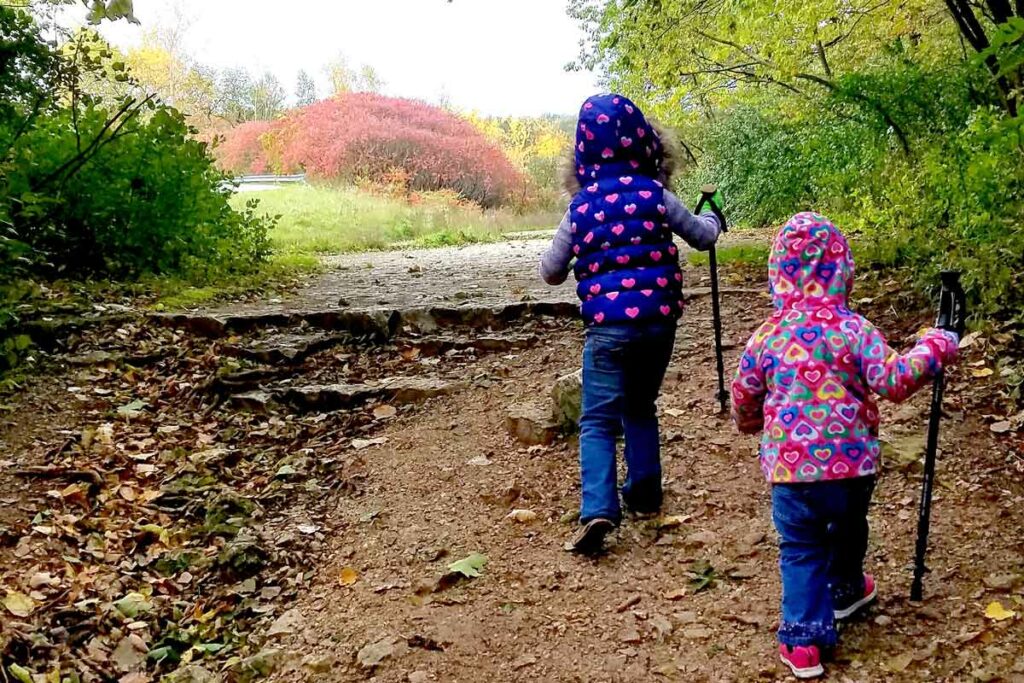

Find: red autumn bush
[215,120,275,175]
[216,93,527,207]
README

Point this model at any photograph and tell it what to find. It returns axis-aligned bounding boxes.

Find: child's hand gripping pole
[911,271,966,602]
[694,184,729,414]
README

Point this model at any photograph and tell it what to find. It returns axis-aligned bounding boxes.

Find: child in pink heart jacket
[730,212,959,679]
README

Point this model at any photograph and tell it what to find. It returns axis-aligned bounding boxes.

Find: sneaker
[779,644,824,679]
[834,573,877,621]
[566,518,615,554]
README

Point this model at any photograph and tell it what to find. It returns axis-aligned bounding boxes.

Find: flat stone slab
[224,332,353,365]
[397,333,539,358]
[243,376,464,414]
[151,309,401,340]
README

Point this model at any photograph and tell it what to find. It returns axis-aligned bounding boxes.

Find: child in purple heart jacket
[539,93,721,554]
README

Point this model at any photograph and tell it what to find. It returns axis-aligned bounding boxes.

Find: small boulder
[357,637,404,669]
[507,403,561,446]
[551,369,583,428]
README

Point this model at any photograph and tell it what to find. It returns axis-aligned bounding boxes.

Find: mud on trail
[1,239,1023,682]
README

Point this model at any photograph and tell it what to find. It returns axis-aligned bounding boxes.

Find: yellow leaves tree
[463,113,572,194]
[125,38,216,121]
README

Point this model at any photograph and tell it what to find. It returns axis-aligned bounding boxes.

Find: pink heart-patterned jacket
[730,212,959,483]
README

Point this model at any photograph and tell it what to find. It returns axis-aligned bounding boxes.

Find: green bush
[0,8,274,284]
[677,62,1024,321]
[4,104,272,279]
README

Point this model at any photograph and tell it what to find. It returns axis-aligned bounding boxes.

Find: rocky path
[1,239,1023,682]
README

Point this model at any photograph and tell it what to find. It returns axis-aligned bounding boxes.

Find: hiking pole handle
[695,184,728,233]
[937,271,967,337]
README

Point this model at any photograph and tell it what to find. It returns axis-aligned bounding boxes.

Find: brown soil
[262,295,1024,683]
[1,239,1022,683]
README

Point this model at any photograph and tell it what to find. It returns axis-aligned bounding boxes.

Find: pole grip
[937,271,967,337]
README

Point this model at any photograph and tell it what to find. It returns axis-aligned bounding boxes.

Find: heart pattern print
[731,212,960,483]
[569,94,682,326]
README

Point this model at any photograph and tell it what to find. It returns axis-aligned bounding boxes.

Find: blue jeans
[772,476,876,647]
[578,322,676,525]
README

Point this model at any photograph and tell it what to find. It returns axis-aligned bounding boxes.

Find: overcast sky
[82,0,602,116]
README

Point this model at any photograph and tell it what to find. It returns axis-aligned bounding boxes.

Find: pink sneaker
[779,644,824,679]
[834,573,877,620]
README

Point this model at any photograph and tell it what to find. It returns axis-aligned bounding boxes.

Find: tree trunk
[945,0,1021,116]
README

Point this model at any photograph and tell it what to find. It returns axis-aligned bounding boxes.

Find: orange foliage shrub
[215,120,275,175]
[216,94,526,207]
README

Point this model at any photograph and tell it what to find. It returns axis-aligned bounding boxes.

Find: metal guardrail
[235,174,307,184]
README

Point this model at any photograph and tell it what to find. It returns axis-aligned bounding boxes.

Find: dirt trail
[260,291,1024,683]
[1,238,1023,682]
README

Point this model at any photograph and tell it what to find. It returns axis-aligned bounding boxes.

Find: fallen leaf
[888,652,914,673]
[8,664,33,683]
[664,588,688,601]
[275,464,298,477]
[990,421,1013,435]
[339,567,359,586]
[506,509,538,523]
[985,601,1016,621]
[29,572,59,589]
[352,437,388,450]
[113,592,152,619]
[881,434,927,469]
[657,514,690,530]
[3,592,36,618]
[111,635,148,672]
[972,367,995,378]
[447,553,488,578]
[297,524,319,535]
[372,405,397,420]
[117,399,147,418]
[959,331,983,349]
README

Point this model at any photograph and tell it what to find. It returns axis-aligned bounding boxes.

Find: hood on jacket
[768,212,855,311]
[571,93,664,188]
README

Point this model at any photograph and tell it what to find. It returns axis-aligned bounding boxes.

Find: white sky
[84,0,601,116]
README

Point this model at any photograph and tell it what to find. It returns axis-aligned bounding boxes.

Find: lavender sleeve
[664,191,721,251]
[539,211,574,285]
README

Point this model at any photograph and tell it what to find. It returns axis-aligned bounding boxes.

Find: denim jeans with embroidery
[772,476,876,647]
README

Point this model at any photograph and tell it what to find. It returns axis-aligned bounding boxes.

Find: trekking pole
[694,184,729,414]
[910,271,966,602]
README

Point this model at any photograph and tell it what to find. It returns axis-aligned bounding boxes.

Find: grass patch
[145,254,320,310]
[234,184,562,256]
[687,243,770,267]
